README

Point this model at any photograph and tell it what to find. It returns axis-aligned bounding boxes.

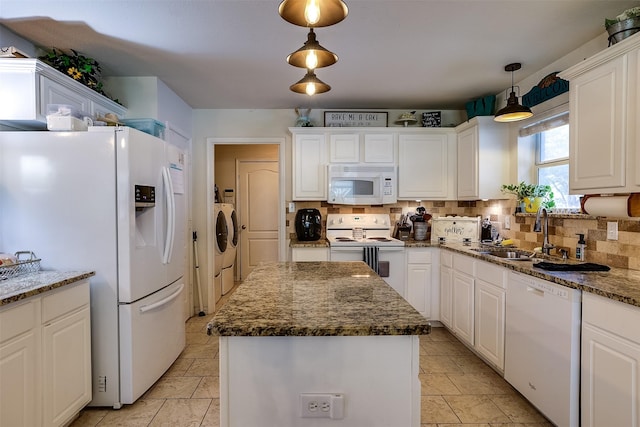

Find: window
[534,123,581,210]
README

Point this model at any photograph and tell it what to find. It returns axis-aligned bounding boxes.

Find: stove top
[326,214,404,247]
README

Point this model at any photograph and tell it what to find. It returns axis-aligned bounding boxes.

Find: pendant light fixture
[279,0,348,27]
[290,69,331,96]
[494,63,534,123]
[287,29,338,69]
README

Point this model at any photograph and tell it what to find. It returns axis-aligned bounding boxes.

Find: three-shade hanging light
[279,0,348,96]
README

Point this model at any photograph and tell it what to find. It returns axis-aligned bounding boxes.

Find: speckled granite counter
[0,270,95,306]
[208,261,431,336]
[442,243,640,307]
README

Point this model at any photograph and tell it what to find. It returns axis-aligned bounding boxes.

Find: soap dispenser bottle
[576,233,586,261]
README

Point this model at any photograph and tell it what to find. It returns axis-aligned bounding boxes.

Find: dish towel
[363,246,379,274]
[535,262,610,272]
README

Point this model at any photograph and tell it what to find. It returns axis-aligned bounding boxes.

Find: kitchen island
[208,261,430,427]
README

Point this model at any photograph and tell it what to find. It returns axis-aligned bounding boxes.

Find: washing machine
[221,203,237,295]
[210,203,228,312]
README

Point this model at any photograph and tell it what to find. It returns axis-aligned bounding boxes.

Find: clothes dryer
[210,203,228,311]
[221,203,237,295]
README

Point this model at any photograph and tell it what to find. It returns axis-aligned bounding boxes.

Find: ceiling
[1,1,637,110]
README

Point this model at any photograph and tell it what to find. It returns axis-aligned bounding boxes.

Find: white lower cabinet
[290,247,329,261]
[582,292,640,427]
[0,279,91,427]
[474,260,506,371]
[451,254,475,346]
[406,248,439,319]
[439,251,453,328]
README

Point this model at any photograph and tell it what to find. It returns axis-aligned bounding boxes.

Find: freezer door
[117,128,171,303]
[118,280,186,404]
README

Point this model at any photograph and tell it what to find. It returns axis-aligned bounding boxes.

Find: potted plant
[501,182,555,212]
[606,6,640,45]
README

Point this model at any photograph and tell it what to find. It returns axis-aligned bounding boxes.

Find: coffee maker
[295,208,322,241]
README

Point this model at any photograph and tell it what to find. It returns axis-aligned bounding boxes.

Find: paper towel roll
[581,195,640,217]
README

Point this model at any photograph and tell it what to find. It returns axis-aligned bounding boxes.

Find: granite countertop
[289,237,330,248]
[1,270,95,306]
[442,243,640,307]
[208,261,431,337]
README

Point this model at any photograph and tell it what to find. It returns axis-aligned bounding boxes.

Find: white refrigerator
[0,127,187,408]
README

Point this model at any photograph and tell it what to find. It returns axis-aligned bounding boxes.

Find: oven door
[329,246,406,297]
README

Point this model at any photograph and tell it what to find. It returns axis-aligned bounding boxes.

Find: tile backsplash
[287,199,640,271]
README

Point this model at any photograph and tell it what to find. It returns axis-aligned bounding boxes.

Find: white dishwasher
[504,271,581,427]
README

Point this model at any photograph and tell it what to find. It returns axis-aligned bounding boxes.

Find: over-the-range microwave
[328,164,397,205]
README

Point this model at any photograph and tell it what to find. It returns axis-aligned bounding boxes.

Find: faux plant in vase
[500,182,555,213]
[606,6,640,45]
[38,48,120,104]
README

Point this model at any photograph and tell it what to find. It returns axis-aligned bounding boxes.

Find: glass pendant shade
[290,70,331,95]
[279,0,348,27]
[494,62,533,122]
[287,29,338,69]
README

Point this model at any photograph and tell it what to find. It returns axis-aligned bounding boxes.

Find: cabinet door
[439,266,453,328]
[569,55,626,192]
[582,323,640,427]
[43,306,92,427]
[457,125,479,199]
[407,263,432,318]
[0,300,40,427]
[293,134,327,200]
[474,280,505,370]
[329,134,359,163]
[364,133,395,163]
[452,271,474,346]
[40,75,91,115]
[291,247,329,261]
[398,133,453,199]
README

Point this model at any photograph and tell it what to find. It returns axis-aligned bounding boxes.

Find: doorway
[206,138,285,303]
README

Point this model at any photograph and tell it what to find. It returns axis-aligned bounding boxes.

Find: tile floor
[71,302,551,426]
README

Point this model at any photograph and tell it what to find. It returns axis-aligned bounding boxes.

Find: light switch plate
[288,202,296,213]
[607,221,618,240]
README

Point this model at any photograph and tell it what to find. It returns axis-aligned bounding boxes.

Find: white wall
[0,25,38,57]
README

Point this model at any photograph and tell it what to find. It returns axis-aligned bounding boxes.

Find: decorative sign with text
[522,72,569,108]
[324,111,388,127]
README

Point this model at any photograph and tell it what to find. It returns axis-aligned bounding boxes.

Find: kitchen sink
[471,248,534,261]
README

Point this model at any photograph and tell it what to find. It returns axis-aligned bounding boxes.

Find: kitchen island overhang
[208,261,430,427]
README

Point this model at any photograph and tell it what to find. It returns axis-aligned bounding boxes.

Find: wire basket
[0,251,41,280]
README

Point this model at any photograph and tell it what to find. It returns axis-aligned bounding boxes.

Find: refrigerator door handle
[162,166,176,264]
[139,283,184,313]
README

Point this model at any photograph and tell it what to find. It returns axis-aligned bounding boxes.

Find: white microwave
[328,164,397,205]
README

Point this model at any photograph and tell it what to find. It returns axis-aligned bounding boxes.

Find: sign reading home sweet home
[522,72,569,108]
[324,111,388,127]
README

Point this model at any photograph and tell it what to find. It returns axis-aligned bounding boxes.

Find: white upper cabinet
[328,131,395,163]
[291,131,327,200]
[397,129,457,200]
[0,59,127,130]
[455,116,509,200]
[560,35,640,193]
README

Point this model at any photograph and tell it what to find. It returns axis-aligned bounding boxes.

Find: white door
[238,160,279,280]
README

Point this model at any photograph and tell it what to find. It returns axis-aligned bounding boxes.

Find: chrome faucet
[534,207,555,255]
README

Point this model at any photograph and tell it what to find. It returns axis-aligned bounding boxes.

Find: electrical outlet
[300,393,344,419]
[504,215,511,230]
[607,221,619,240]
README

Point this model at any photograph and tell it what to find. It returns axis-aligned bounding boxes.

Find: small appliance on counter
[294,208,322,241]
[430,216,481,244]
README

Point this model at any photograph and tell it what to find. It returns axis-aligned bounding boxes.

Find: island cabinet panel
[220,335,421,427]
[560,34,640,193]
[581,292,640,427]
